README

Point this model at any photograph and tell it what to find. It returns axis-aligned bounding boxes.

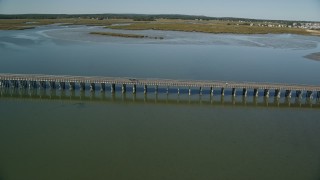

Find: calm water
[1,25,320,180]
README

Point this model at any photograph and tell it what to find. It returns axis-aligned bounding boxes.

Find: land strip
[305,52,320,61]
[0,18,319,36]
[90,32,164,39]
[0,18,135,30]
[107,21,315,35]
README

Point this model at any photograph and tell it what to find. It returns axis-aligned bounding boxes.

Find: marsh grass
[0,18,317,36]
[108,22,312,35]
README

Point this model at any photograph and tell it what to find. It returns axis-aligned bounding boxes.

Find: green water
[1,26,320,180]
[0,91,320,180]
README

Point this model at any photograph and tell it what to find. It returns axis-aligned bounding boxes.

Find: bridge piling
[306,91,314,99]
[122,84,126,93]
[155,85,158,94]
[59,82,66,90]
[69,82,75,91]
[29,81,37,89]
[296,90,303,99]
[166,86,169,94]
[144,85,147,94]
[4,80,10,88]
[19,80,28,89]
[275,89,281,98]
[264,89,270,97]
[39,81,46,89]
[111,84,115,93]
[1,80,7,88]
[90,83,95,92]
[221,88,225,96]
[243,88,247,97]
[133,84,137,94]
[100,83,105,92]
[11,80,18,89]
[18,81,22,88]
[80,82,85,91]
[19,80,26,89]
[210,87,214,96]
[232,88,236,97]
[254,89,259,97]
[49,82,56,89]
[177,88,180,95]
[285,90,292,98]
[199,87,203,95]
[188,87,191,96]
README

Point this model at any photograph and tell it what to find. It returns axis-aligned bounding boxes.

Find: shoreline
[90,32,164,39]
[1,19,319,37]
[304,52,320,61]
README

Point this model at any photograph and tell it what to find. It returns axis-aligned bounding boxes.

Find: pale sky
[0,0,319,21]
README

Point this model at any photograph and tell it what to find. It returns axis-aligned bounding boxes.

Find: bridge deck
[1,73,320,91]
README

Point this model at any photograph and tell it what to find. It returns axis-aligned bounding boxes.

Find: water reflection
[1,87,319,109]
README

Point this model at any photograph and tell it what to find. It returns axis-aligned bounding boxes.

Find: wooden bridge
[1,73,320,99]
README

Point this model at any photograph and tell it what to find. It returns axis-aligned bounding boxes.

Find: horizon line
[0,13,319,22]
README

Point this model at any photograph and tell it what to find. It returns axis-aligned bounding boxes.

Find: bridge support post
[39,81,46,89]
[177,88,180,95]
[29,81,37,89]
[1,80,5,88]
[264,89,269,97]
[80,82,85,91]
[232,88,236,97]
[221,88,225,96]
[100,83,105,92]
[254,89,259,97]
[90,83,95,92]
[122,84,126,93]
[18,81,22,88]
[111,84,115,93]
[296,90,303,99]
[155,85,158,94]
[0,80,7,88]
[19,80,28,89]
[49,82,56,89]
[242,88,247,97]
[144,85,147,94]
[11,80,18,88]
[59,82,66,90]
[306,91,313,99]
[188,87,191,96]
[285,90,292,98]
[4,80,8,88]
[69,82,75,90]
[133,84,137,94]
[166,86,169,94]
[210,87,214,96]
[5,80,10,88]
[275,89,281,98]
[199,87,202,95]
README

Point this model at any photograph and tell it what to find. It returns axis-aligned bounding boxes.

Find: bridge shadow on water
[0,87,320,109]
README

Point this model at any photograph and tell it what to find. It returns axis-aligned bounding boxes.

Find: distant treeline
[0,14,317,24]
